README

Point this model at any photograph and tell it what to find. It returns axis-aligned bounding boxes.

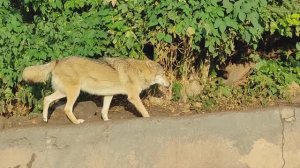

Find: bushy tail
[22,61,57,83]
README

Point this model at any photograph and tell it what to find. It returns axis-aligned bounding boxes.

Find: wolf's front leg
[64,86,84,124]
[101,95,113,121]
[127,95,150,118]
[43,91,66,122]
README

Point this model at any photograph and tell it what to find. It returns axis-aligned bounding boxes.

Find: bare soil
[0,96,191,130]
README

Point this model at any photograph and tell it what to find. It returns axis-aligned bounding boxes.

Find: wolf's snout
[154,74,170,87]
[163,79,170,87]
[160,75,170,88]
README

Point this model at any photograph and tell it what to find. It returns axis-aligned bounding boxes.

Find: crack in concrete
[26,153,36,168]
[280,116,286,168]
[280,108,296,168]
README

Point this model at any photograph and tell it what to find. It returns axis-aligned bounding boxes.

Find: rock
[181,73,204,102]
[223,62,255,86]
[287,82,300,97]
[182,103,191,113]
[287,82,300,104]
[193,102,202,109]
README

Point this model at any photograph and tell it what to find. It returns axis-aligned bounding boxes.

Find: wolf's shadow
[48,93,142,119]
[48,85,164,119]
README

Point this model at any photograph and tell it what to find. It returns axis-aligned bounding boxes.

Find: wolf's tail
[22,60,57,83]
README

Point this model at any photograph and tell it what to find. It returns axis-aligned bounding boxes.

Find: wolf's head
[149,61,170,87]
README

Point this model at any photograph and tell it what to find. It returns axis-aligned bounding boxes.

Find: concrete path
[0,106,299,168]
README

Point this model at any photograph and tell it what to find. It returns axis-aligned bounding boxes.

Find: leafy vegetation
[0,0,299,116]
[197,57,299,111]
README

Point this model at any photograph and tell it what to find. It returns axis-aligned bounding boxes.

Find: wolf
[22,56,170,124]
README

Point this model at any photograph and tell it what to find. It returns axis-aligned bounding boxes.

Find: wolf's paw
[103,118,111,121]
[75,119,85,124]
[101,115,110,121]
[43,117,48,122]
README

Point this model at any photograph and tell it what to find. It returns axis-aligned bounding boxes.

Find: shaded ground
[1,95,299,130]
[0,96,190,130]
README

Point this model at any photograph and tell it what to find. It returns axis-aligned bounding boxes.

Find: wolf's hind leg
[127,95,150,118]
[64,86,84,124]
[101,96,113,121]
[43,90,66,122]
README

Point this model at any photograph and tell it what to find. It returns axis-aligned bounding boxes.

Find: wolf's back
[22,61,57,83]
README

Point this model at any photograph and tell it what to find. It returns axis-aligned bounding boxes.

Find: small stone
[31,119,37,124]
[193,102,202,108]
[182,104,191,113]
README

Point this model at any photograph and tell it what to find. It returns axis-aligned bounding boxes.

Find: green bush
[265,0,300,37]
[249,58,300,99]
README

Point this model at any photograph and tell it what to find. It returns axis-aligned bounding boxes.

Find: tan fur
[23,56,169,124]
[22,61,57,83]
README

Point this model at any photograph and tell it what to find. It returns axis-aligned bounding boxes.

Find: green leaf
[158,17,166,28]
[164,34,172,43]
[223,0,233,13]
[296,43,300,51]
[168,11,177,21]
[234,0,243,10]
[157,32,165,41]
[220,86,232,97]
[118,4,128,13]
[248,12,260,27]
[238,12,246,22]
[10,16,20,27]
[186,27,195,37]
[296,52,300,60]
[64,1,74,9]
[260,0,267,6]
[241,3,252,13]
[225,17,238,29]
[214,18,223,28]
[148,14,158,27]
[175,22,184,35]
[55,0,63,9]
[217,10,224,17]
[219,24,226,33]
[126,38,134,49]
[244,30,251,43]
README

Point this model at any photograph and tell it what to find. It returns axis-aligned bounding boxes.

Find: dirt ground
[1,95,299,130]
[0,96,192,130]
